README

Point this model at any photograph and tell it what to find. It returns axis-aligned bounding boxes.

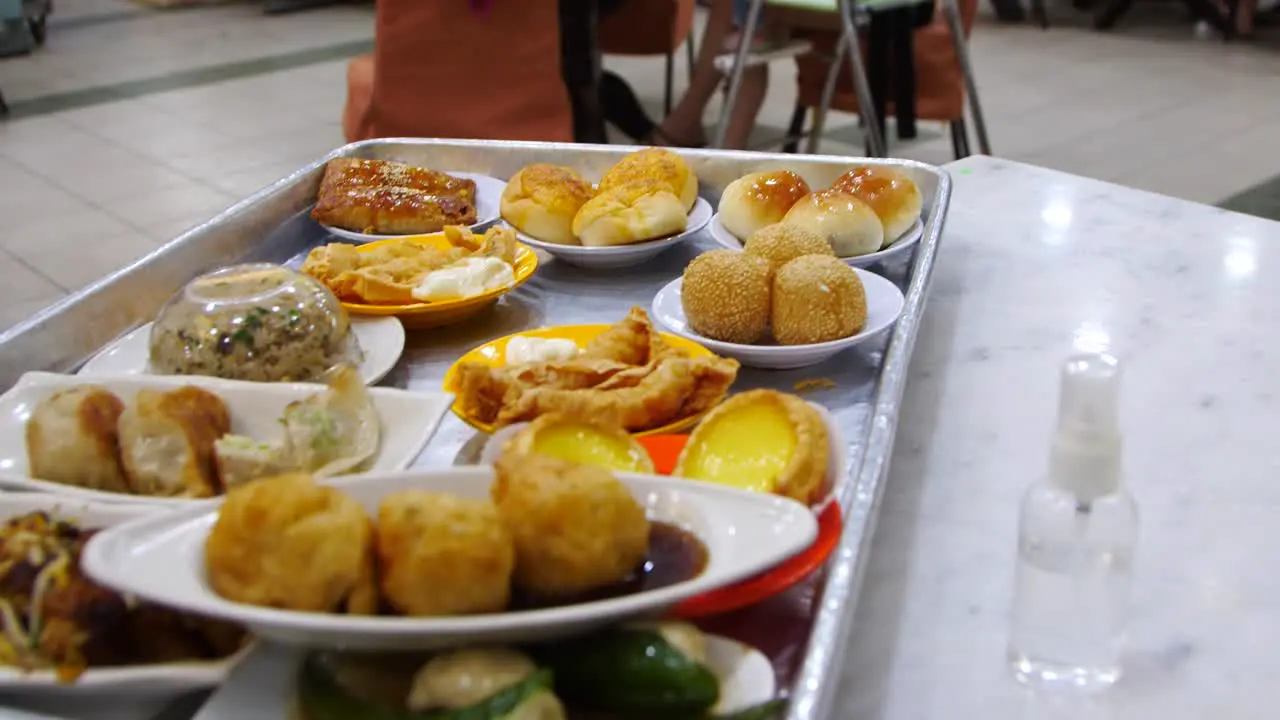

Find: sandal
[646,125,707,149]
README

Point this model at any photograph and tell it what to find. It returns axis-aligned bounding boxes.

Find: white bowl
[82,467,818,651]
[707,213,924,268]
[0,372,452,505]
[191,633,775,719]
[511,197,713,270]
[78,315,405,386]
[320,171,506,242]
[650,269,906,370]
[0,494,251,717]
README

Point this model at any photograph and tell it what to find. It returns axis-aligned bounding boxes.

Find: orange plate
[334,233,538,329]
[442,325,717,438]
[637,434,845,618]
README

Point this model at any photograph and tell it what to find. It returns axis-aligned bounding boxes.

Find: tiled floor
[0,0,1278,332]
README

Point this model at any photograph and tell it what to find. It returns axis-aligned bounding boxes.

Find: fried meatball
[376,491,515,616]
[204,474,377,614]
[680,249,772,345]
[743,223,834,272]
[772,255,867,345]
[492,452,650,600]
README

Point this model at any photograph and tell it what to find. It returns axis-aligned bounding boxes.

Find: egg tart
[673,390,829,505]
[505,415,655,474]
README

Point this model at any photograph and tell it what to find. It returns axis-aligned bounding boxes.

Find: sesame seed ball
[743,223,835,272]
[681,249,772,345]
[771,255,866,345]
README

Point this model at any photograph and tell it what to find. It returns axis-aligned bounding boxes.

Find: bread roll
[717,170,810,241]
[782,190,884,257]
[830,166,923,243]
[500,164,593,245]
[25,385,128,493]
[571,180,688,247]
[598,148,698,211]
[119,386,231,498]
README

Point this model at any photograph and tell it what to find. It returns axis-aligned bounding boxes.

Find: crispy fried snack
[492,452,649,600]
[301,226,517,305]
[453,307,739,432]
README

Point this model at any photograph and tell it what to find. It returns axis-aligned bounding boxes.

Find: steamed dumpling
[407,649,565,719]
[212,435,295,491]
[280,365,380,476]
[118,386,230,498]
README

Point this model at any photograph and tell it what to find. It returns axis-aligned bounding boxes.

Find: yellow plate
[443,324,716,437]
[337,233,539,329]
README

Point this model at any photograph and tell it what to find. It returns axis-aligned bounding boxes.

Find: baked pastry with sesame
[571,180,688,247]
[771,255,867,345]
[830,166,923,243]
[680,249,772,344]
[500,163,595,245]
[717,170,810,241]
[742,223,834,272]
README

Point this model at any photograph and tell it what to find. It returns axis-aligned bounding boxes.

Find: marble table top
[835,155,1280,718]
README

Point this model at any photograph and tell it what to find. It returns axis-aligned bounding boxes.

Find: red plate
[636,434,845,619]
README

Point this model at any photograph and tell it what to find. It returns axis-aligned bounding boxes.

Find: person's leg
[721,64,767,149]
[653,0,737,146]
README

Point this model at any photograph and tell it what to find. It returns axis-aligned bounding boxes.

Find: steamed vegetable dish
[297,623,784,720]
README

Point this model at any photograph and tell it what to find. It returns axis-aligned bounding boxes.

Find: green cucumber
[539,629,720,716]
[298,654,554,720]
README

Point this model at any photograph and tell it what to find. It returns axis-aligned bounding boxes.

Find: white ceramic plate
[320,172,506,242]
[83,467,818,650]
[78,315,405,387]
[0,494,251,716]
[511,197,713,270]
[651,269,906,370]
[0,372,452,506]
[191,633,775,719]
[708,213,924,268]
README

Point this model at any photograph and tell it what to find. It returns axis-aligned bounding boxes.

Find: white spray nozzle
[1050,352,1123,503]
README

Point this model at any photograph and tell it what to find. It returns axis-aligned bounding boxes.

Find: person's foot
[646,124,707,148]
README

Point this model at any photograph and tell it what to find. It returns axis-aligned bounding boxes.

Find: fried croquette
[680,249,771,344]
[204,474,378,614]
[492,452,649,600]
[376,491,515,616]
[742,223,835,272]
[771,255,867,345]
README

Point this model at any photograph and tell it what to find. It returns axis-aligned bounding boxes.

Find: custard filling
[530,423,650,472]
[681,401,796,493]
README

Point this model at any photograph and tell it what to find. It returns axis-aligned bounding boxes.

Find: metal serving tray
[0,139,950,720]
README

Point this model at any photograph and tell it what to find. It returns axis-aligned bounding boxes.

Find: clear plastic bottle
[1007,352,1139,693]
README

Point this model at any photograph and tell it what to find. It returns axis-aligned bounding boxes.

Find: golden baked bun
[500,164,594,245]
[782,190,884,257]
[830,166,923,243]
[205,474,378,614]
[772,255,867,345]
[599,147,698,211]
[674,389,829,505]
[571,180,688,247]
[681,249,772,344]
[717,170,810,241]
[376,491,515,616]
[492,451,649,600]
[742,223,834,272]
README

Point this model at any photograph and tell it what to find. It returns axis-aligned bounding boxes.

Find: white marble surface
[837,156,1280,719]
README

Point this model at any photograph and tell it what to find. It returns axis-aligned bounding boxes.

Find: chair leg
[0,89,8,117]
[713,0,767,148]
[783,104,808,153]
[685,34,696,83]
[664,52,675,116]
[1030,0,1050,27]
[805,30,850,155]
[837,0,886,157]
[950,118,971,159]
[942,0,991,155]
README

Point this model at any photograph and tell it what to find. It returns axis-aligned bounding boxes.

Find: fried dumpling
[281,366,380,476]
[118,386,231,498]
[25,385,128,493]
[212,435,295,492]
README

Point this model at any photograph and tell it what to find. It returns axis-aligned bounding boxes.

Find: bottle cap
[1049,352,1123,503]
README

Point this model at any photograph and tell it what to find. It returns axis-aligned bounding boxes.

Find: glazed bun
[782,190,884,258]
[599,148,698,211]
[830,166,922,243]
[717,170,810,241]
[500,164,594,245]
[571,180,688,247]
